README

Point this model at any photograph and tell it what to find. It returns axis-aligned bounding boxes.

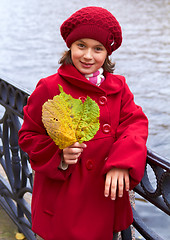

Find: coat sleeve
[103,79,148,190]
[18,78,76,181]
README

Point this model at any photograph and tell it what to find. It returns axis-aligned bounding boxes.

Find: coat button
[98,96,107,106]
[86,159,94,170]
[102,124,111,134]
[79,96,86,103]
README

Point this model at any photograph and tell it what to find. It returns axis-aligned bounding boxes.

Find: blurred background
[0,0,169,239]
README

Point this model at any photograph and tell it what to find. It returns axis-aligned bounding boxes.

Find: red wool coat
[18,64,148,240]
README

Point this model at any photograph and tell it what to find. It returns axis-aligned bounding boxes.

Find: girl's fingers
[104,168,130,200]
[64,152,82,161]
[117,175,124,198]
[65,159,78,165]
[110,176,117,200]
[104,175,111,198]
[124,173,130,191]
[65,147,83,155]
[68,142,87,149]
[66,151,82,158]
[117,171,129,197]
[63,142,87,156]
[105,174,118,200]
[63,142,87,165]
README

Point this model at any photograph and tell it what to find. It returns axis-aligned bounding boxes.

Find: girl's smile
[70,38,107,75]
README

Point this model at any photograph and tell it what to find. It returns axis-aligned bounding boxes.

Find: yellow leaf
[15,232,25,240]
[42,85,100,149]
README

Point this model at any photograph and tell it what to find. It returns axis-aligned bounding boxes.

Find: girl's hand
[62,142,87,165]
[104,168,129,200]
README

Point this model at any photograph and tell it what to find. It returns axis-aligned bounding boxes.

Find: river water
[0,0,170,239]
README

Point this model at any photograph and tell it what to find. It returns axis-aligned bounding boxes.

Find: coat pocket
[42,177,59,216]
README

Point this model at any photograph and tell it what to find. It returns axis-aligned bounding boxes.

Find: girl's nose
[84,49,93,59]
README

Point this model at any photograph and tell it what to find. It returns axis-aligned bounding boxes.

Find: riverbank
[0,205,44,240]
[0,205,17,240]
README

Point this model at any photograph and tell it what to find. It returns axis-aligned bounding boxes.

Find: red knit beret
[60,6,122,55]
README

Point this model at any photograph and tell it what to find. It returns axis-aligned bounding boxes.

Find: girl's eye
[95,47,103,51]
[78,43,85,48]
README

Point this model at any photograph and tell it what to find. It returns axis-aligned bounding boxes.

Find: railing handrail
[0,77,170,240]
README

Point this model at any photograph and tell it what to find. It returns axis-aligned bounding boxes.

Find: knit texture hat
[60,6,122,55]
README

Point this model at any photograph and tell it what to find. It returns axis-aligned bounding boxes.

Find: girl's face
[70,38,107,75]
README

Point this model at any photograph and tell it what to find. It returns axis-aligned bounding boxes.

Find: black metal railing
[0,78,35,239]
[0,77,169,240]
[133,150,170,240]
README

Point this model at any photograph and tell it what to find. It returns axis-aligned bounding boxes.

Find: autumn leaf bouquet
[42,85,100,149]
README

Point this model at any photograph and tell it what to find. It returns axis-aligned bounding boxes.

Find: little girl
[18,6,148,240]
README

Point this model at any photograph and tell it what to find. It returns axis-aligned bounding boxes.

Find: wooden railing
[0,77,169,240]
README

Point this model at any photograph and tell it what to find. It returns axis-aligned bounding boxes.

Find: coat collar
[58,64,124,95]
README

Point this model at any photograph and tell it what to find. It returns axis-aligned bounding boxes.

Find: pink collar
[84,68,105,86]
